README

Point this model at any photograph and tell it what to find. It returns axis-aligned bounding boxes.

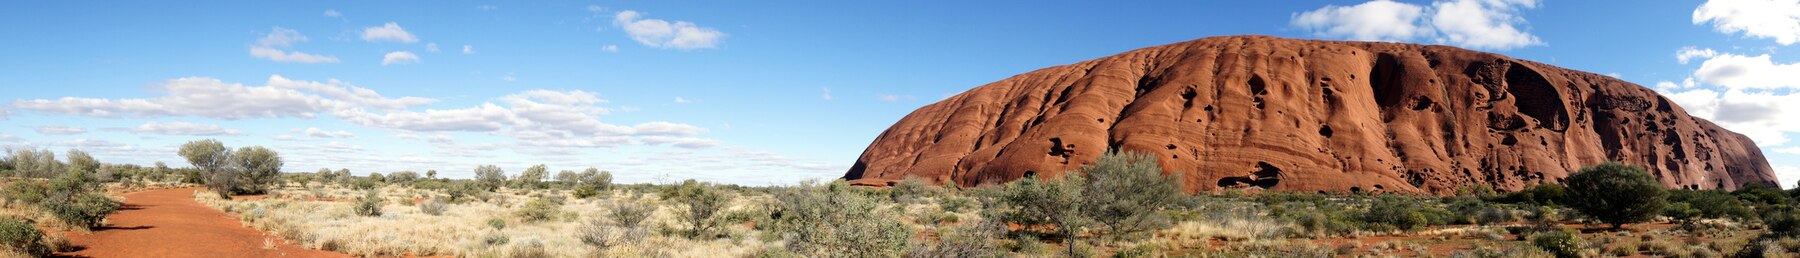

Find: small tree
[662,179,729,239]
[515,164,548,190]
[228,146,282,194]
[474,165,506,191]
[425,170,438,179]
[65,150,99,174]
[1565,162,1666,230]
[554,170,578,187]
[388,171,419,185]
[998,173,1088,256]
[179,139,234,198]
[1079,150,1183,240]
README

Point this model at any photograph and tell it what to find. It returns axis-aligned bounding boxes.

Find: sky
[1,0,1799,187]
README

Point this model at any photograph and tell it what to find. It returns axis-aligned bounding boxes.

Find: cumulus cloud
[1778,147,1800,155]
[1291,0,1543,50]
[323,9,341,18]
[297,127,355,138]
[613,10,725,50]
[382,51,420,65]
[35,125,86,135]
[674,97,693,104]
[1694,0,1800,45]
[335,90,709,143]
[361,22,418,43]
[426,43,440,53]
[1677,47,1720,64]
[1693,53,1800,89]
[462,45,474,54]
[249,27,339,64]
[641,136,719,149]
[1778,165,1800,188]
[602,45,619,53]
[1292,0,1429,42]
[10,75,434,119]
[127,121,243,136]
[1661,87,1800,146]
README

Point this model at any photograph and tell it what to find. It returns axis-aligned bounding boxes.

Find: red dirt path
[54,187,347,258]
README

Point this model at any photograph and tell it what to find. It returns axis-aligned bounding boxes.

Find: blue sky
[2,0,1798,187]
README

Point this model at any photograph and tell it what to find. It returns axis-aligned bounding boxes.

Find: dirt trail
[55,187,347,258]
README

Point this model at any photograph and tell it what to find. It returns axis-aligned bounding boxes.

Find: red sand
[56,187,348,258]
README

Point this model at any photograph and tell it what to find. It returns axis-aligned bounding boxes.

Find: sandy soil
[54,187,347,258]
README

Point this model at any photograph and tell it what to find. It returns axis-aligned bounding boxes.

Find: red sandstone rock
[843,35,1778,194]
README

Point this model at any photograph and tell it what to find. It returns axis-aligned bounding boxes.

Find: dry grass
[197,185,780,257]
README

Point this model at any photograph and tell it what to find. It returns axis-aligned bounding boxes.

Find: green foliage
[1529,229,1585,258]
[608,200,652,229]
[1733,184,1790,207]
[227,146,282,194]
[514,164,548,190]
[353,190,382,217]
[473,165,506,191]
[1079,150,1183,240]
[771,180,911,257]
[444,180,487,203]
[0,219,48,257]
[516,197,562,223]
[1564,162,1666,229]
[351,177,378,190]
[3,148,63,179]
[1668,189,1755,222]
[419,198,447,216]
[905,221,999,258]
[1360,195,1450,231]
[1763,206,1800,237]
[46,192,119,229]
[662,179,730,239]
[888,176,940,204]
[1496,184,1566,206]
[996,171,1089,256]
[1,181,47,206]
[179,139,234,198]
[487,217,507,230]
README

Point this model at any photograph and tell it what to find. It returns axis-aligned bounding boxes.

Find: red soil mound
[56,187,346,258]
[844,35,1777,194]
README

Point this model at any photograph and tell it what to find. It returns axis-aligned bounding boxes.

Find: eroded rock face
[843,36,1777,194]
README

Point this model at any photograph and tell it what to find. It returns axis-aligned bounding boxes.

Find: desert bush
[487,218,507,230]
[1531,229,1585,258]
[419,198,447,216]
[386,171,418,185]
[444,181,486,203]
[1360,195,1447,231]
[1079,150,1183,240]
[1565,162,1666,229]
[939,196,975,213]
[227,146,283,194]
[662,179,730,239]
[473,165,506,191]
[353,191,382,217]
[608,201,652,229]
[1763,207,1800,237]
[1496,184,1567,206]
[1668,189,1754,222]
[1,181,47,206]
[996,172,1088,255]
[179,140,237,198]
[889,176,940,204]
[516,197,562,223]
[1476,206,1515,226]
[772,180,911,257]
[45,192,119,229]
[350,178,377,190]
[514,164,548,190]
[0,219,48,257]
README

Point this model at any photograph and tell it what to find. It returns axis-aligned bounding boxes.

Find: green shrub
[353,191,382,217]
[1361,196,1444,231]
[45,192,119,229]
[571,185,601,199]
[889,176,940,204]
[351,178,378,190]
[516,198,562,223]
[1763,207,1800,237]
[1530,229,1585,258]
[1668,189,1754,222]
[905,221,999,258]
[487,217,507,230]
[939,196,975,213]
[1,181,47,206]
[1565,162,1666,229]
[0,219,48,256]
[661,179,729,239]
[419,198,447,216]
[997,172,1087,256]
[772,180,911,257]
[1079,150,1183,240]
[1497,184,1566,206]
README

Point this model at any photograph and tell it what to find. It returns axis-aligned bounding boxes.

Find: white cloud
[822,87,833,100]
[248,27,339,64]
[462,45,474,54]
[1677,47,1719,64]
[334,90,712,155]
[427,43,440,53]
[127,121,242,136]
[1693,53,1800,89]
[502,73,516,81]
[361,22,418,43]
[613,10,725,50]
[602,45,619,53]
[1429,0,1543,50]
[323,9,341,18]
[1605,72,1622,79]
[878,94,913,102]
[478,5,497,11]
[1661,87,1800,146]
[1292,0,1429,42]
[1291,0,1543,50]
[0,134,19,142]
[296,127,354,138]
[10,75,431,119]
[35,125,86,135]
[1694,0,1800,45]
[1777,147,1800,155]
[1778,165,1800,188]
[396,131,454,144]
[674,97,693,104]
[1655,80,1684,90]
[382,51,420,65]
[641,136,719,149]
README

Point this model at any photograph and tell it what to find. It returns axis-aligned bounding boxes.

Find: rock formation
[843,35,1777,194]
